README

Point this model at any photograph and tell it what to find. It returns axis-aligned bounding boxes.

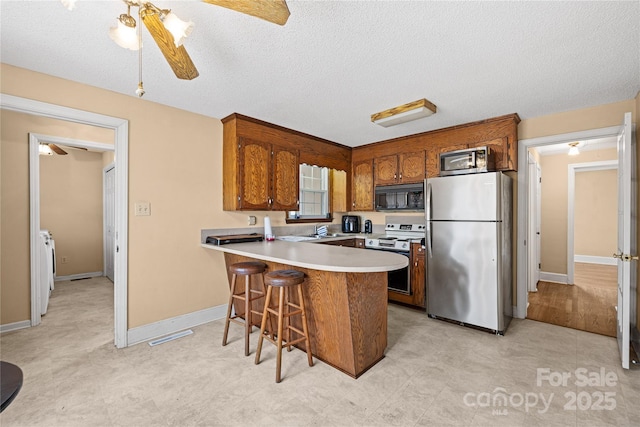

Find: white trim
[539,271,568,284]
[567,160,618,284]
[1,94,129,349]
[516,125,621,319]
[0,320,32,333]
[127,304,228,346]
[55,271,104,282]
[574,255,617,266]
[103,162,115,282]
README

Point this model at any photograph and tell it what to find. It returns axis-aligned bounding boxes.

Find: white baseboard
[574,255,617,266]
[0,320,31,333]
[127,304,228,346]
[539,271,568,284]
[55,271,104,282]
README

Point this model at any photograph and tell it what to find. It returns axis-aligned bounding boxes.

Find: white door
[104,165,115,282]
[615,112,636,369]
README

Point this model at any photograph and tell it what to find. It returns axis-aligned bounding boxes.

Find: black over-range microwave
[374,183,424,211]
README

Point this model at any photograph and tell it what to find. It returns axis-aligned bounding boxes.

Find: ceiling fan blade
[203,0,290,26]
[141,8,199,80]
[48,144,68,155]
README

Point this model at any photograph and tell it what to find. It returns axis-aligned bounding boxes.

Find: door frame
[567,160,618,284]
[527,152,541,292]
[516,125,621,319]
[1,94,129,348]
[103,162,115,282]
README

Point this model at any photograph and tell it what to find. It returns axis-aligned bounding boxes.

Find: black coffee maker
[341,215,360,233]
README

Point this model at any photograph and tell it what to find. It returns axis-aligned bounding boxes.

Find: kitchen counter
[201,240,408,272]
[203,240,407,378]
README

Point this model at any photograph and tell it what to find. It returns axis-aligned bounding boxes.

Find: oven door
[367,248,411,294]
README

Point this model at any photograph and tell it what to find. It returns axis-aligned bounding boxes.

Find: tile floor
[1,277,639,426]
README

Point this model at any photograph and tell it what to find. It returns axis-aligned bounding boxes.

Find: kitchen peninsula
[202,239,408,378]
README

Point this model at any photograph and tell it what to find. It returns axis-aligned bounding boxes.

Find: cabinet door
[238,138,271,210]
[374,155,399,186]
[411,243,426,308]
[399,151,425,183]
[352,159,374,211]
[271,145,299,211]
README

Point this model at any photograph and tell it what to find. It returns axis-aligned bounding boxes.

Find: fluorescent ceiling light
[371,98,437,127]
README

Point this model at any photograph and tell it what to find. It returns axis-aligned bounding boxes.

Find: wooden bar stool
[255,270,313,383]
[222,261,268,356]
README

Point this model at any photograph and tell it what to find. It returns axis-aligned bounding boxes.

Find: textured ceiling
[1,1,639,147]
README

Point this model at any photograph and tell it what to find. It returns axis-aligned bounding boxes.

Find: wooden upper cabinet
[238,138,272,210]
[271,145,299,211]
[375,151,425,186]
[234,138,298,211]
[352,159,374,211]
[374,155,398,186]
[398,151,425,183]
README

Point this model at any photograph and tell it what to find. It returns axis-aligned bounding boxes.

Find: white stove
[365,220,425,252]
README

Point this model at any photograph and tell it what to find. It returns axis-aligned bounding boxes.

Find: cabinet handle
[394,174,397,179]
[399,173,402,180]
[414,261,418,267]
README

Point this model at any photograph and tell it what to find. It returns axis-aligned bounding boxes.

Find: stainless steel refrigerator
[425,172,512,334]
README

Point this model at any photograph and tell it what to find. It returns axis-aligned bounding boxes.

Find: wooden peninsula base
[224,253,388,378]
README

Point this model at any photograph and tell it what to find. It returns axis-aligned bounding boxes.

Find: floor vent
[148,329,193,346]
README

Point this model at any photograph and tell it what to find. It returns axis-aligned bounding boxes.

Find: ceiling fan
[39,143,88,156]
[61,0,290,97]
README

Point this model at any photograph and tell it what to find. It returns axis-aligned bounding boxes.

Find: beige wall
[0,64,344,328]
[40,149,105,276]
[2,63,638,333]
[574,169,617,257]
[1,110,114,324]
[539,148,617,274]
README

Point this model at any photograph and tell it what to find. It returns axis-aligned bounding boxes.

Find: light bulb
[109,20,140,51]
[162,12,194,47]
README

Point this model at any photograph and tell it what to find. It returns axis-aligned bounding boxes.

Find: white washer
[39,230,55,315]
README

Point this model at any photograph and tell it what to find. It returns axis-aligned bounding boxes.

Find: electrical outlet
[61,256,69,264]
[135,202,151,216]
[248,215,256,225]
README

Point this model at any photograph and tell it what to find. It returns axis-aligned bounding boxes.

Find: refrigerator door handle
[426,181,433,258]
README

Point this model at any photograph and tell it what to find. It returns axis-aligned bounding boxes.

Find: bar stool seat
[255,269,313,383]
[222,261,268,356]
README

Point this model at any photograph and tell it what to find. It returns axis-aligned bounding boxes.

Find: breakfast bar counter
[202,240,408,378]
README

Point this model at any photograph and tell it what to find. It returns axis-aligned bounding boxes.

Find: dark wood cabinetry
[222,113,351,212]
[374,151,425,186]
[319,238,365,248]
[388,242,426,309]
[234,138,299,210]
[355,114,520,183]
[352,159,374,211]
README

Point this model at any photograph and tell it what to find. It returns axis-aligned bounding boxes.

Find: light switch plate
[248,215,257,225]
[135,202,151,216]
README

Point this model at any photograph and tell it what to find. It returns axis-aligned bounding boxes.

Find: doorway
[1,94,129,348]
[516,125,623,321]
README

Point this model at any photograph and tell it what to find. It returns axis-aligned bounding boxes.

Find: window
[289,164,329,220]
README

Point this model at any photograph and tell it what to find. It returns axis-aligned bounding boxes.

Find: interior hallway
[527,262,617,337]
[1,277,638,426]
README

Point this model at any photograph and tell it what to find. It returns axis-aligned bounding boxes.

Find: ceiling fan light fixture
[60,0,77,11]
[161,11,194,47]
[39,144,54,156]
[568,142,580,156]
[109,19,140,51]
